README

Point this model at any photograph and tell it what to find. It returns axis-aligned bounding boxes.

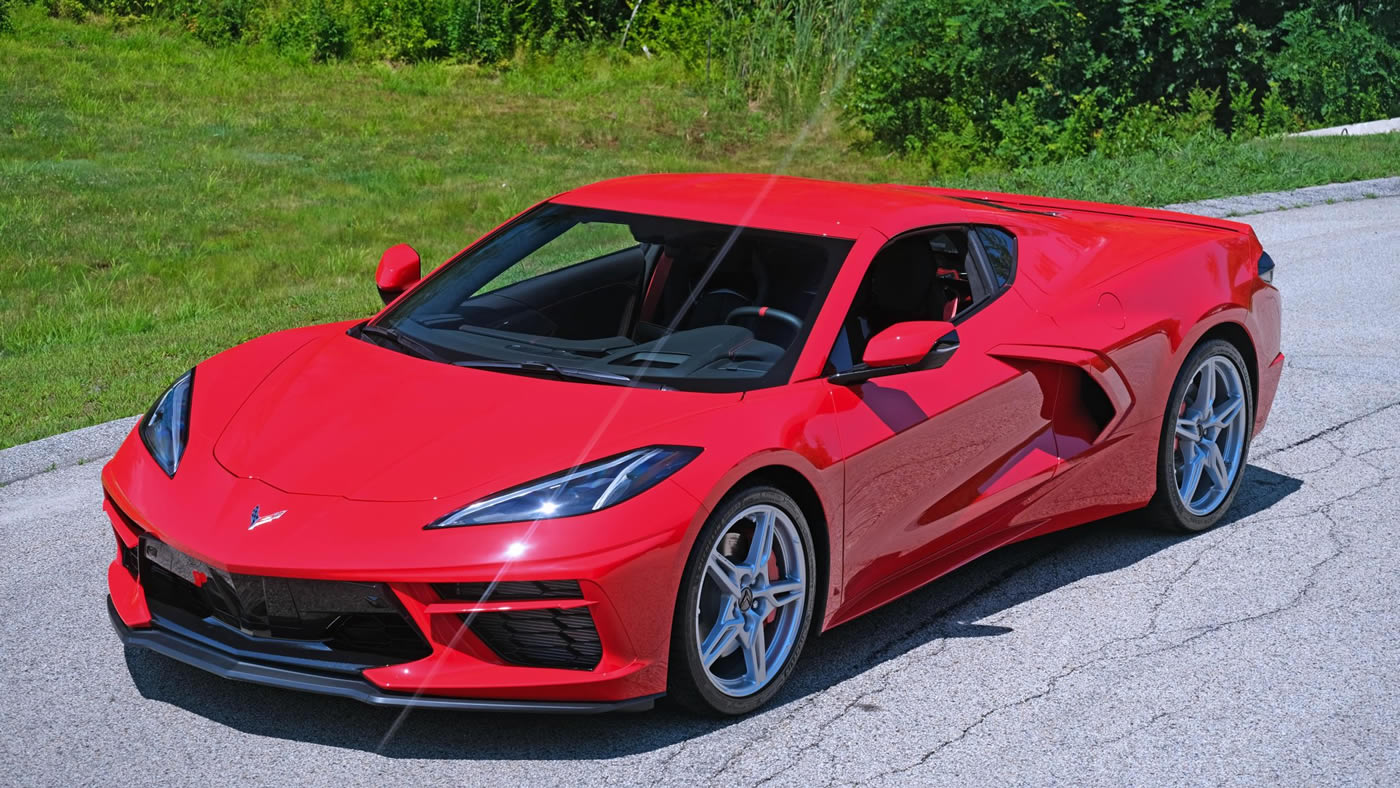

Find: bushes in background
[34,0,629,61]
[847,0,1400,170]
[19,0,1400,168]
[639,0,867,118]
[1270,4,1400,125]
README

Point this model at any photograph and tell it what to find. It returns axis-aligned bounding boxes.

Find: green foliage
[15,0,1400,168]
[262,0,347,61]
[177,0,256,45]
[0,0,13,34]
[1269,4,1400,125]
[947,130,1400,209]
[628,0,868,121]
[39,0,634,62]
[46,0,88,21]
[849,0,1398,168]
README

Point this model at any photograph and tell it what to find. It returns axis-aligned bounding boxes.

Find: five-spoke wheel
[1173,355,1248,515]
[1149,339,1254,531]
[670,486,815,715]
[697,504,807,696]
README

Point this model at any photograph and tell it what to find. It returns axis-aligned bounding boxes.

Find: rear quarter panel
[1013,211,1273,426]
[997,210,1278,522]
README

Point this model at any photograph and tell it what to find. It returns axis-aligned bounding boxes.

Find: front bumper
[108,598,658,713]
[102,426,709,709]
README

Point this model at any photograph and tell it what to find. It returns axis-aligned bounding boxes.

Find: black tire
[667,484,817,716]
[1145,338,1254,532]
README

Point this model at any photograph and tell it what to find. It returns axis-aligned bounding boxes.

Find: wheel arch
[1144,319,1259,531]
[1192,320,1259,410]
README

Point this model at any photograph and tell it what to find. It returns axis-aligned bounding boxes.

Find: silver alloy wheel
[695,503,807,697]
[1173,354,1248,515]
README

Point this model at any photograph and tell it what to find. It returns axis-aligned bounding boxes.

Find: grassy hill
[2,8,1397,447]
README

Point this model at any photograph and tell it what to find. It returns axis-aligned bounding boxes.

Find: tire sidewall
[1156,339,1255,531]
[670,485,817,716]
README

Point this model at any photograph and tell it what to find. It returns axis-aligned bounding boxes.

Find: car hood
[212,331,739,502]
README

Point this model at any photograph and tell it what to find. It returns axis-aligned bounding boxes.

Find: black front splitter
[108,598,659,714]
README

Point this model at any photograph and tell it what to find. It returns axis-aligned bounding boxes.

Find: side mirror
[376,244,421,305]
[829,320,958,385]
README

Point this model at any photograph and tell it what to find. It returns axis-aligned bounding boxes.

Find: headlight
[140,369,194,477]
[426,446,701,528]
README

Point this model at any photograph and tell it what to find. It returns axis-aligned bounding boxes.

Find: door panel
[833,294,1059,608]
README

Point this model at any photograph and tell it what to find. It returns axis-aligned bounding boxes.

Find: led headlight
[427,446,701,528]
[139,369,194,477]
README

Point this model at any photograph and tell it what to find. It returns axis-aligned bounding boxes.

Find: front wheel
[668,485,816,715]
[1146,339,1254,532]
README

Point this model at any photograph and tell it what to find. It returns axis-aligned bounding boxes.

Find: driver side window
[826,226,999,374]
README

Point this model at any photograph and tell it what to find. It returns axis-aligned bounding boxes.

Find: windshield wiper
[454,359,645,387]
[356,323,450,363]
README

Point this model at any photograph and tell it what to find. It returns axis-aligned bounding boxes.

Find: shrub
[1269,4,1400,126]
[630,0,867,119]
[176,0,257,45]
[441,0,512,62]
[263,0,349,60]
[45,0,87,20]
[848,0,1398,167]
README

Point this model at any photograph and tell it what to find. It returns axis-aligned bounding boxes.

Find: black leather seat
[866,237,946,331]
[841,237,947,361]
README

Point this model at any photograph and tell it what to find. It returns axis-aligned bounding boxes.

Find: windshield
[365,204,852,391]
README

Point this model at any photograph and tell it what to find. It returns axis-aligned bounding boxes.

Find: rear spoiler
[886,184,1254,235]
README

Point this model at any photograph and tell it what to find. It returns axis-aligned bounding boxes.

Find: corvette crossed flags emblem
[248,505,287,531]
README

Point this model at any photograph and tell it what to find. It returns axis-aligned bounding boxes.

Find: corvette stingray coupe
[104,174,1282,715]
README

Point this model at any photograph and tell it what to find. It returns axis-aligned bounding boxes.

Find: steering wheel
[725,305,803,332]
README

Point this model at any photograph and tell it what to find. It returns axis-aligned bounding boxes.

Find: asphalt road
[3,196,1399,786]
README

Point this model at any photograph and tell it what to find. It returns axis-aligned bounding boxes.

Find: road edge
[1160,175,1400,217]
[0,415,139,486]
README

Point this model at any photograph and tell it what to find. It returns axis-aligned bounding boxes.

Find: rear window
[976,226,1017,288]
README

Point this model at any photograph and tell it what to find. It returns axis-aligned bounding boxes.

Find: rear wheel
[668,485,816,715]
[1146,339,1254,532]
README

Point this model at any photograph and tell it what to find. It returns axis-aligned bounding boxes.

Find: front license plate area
[137,535,261,632]
[139,535,211,584]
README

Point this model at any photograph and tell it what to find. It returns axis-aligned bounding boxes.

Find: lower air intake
[467,608,603,670]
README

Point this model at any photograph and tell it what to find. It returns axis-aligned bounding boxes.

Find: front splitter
[108,597,659,714]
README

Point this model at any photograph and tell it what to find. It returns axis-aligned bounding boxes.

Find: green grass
[1,9,1397,448]
[946,132,1400,207]
[0,9,923,446]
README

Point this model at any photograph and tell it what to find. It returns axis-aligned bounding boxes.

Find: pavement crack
[1255,397,1400,461]
[1094,709,1175,746]
[862,462,1393,782]
[708,539,1079,782]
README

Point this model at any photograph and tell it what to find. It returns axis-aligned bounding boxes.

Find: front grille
[138,537,430,665]
[433,580,582,602]
[467,608,602,670]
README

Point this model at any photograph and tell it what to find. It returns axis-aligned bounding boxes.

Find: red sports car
[104,174,1283,715]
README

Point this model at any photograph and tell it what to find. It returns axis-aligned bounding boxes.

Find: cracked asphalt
[3,196,1399,786]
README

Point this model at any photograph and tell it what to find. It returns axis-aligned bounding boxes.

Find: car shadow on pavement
[124,464,1301,760]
